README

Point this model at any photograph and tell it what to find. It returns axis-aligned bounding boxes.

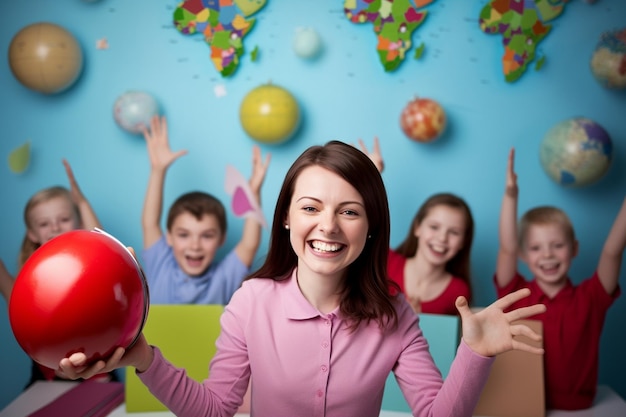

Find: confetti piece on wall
[96,38,109,49]
[8,141,31,174]
[224,165,267,228]
[214,84,227,97]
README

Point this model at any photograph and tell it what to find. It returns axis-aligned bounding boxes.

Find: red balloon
[9,229,149,370]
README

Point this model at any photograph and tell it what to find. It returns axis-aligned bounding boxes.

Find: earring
[284,224,290,230]
[368,234,372,239]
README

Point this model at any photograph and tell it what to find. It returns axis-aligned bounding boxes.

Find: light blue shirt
[142,236,249,304]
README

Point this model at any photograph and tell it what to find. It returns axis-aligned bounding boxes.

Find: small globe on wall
[400,97,446,143]
[8,22,83,94]
[239,82,300,144]
[590,27,626,90]
[113,91,160,135]
[539,117,613,188]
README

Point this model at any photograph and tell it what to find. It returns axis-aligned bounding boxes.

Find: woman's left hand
[456,288,546,357]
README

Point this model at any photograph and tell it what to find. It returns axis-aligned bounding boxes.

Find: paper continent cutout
[344,0,435,72]
[173,0,267,77]
[225,165,267,228]
[479,0,571,82]
[8,141,31,174]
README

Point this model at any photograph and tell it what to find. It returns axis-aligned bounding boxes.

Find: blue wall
[1,0,625,409]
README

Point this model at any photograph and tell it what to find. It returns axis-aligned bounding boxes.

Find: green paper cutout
[414,42,425,59]
[535,55,546,71]
[251,45,259,62]
[8,141,30,174]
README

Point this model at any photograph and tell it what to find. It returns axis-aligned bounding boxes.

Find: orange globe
[9,22,83,94]
[239,83,300,144]
[400,97,446,143]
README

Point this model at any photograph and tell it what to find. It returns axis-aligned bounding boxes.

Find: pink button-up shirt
[139,269,494,417]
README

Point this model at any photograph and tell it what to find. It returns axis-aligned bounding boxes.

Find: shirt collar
[530,276,574,301]
[283,268,343,321]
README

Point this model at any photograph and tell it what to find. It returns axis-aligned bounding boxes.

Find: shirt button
[322,341,329,348]
[317,390,324,397]
[325,320,331,326]
[321,365,328,372]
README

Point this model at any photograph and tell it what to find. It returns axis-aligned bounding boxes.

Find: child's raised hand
[249,145,271,195]
[505,148,518,198]
[62,159,87,205]
[357,137,384,173]
[142,115,188,171]
[456,288,546,357]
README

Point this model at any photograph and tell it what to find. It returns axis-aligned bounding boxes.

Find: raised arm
[141,116,188,249]
[234,146,271,267]
[597,196,626,295]
[63,159,101,231]
[0,260,14,304]
[357,136,384,174]
[496,148,519,288]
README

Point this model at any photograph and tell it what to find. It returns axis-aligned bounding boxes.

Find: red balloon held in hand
[9,228,149,369]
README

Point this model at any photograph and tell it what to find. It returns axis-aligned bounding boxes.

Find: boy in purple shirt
[60,141,545,417]
[140,115,270,304]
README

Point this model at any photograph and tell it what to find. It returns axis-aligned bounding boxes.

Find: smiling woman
[59,140,546,417]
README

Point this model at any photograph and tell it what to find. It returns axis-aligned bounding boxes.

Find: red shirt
[495,271,620,410]
[387,249,470,315]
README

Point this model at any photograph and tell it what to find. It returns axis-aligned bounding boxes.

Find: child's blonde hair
[518,206,576,249]
[18,186,81,268]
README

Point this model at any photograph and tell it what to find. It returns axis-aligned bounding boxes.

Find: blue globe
[539,117,613,187]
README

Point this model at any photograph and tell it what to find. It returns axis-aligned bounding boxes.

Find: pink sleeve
[393,301,494,417]
[137,286,253,417]
[137,347,237,417]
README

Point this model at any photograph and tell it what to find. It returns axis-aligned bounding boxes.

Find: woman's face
[285,166,369,283]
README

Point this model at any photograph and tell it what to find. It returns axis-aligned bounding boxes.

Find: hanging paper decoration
[224,165,267,228]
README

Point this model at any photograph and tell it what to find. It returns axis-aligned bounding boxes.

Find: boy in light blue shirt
[140,115,270,304]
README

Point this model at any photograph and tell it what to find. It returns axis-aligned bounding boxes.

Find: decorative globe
[400,97,446,143]
[239,83,300,144]
[293,27,322,59]
[113,91,160,135]
[539,117,613,187]
[8,22,83,94]
[9,229,149,370]
[590,28,626,90]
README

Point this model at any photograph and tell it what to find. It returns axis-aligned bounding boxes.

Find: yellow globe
[239,83,300,144]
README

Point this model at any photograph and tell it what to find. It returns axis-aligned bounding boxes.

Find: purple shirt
[142,236,248,304]
[139,269,494,417]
